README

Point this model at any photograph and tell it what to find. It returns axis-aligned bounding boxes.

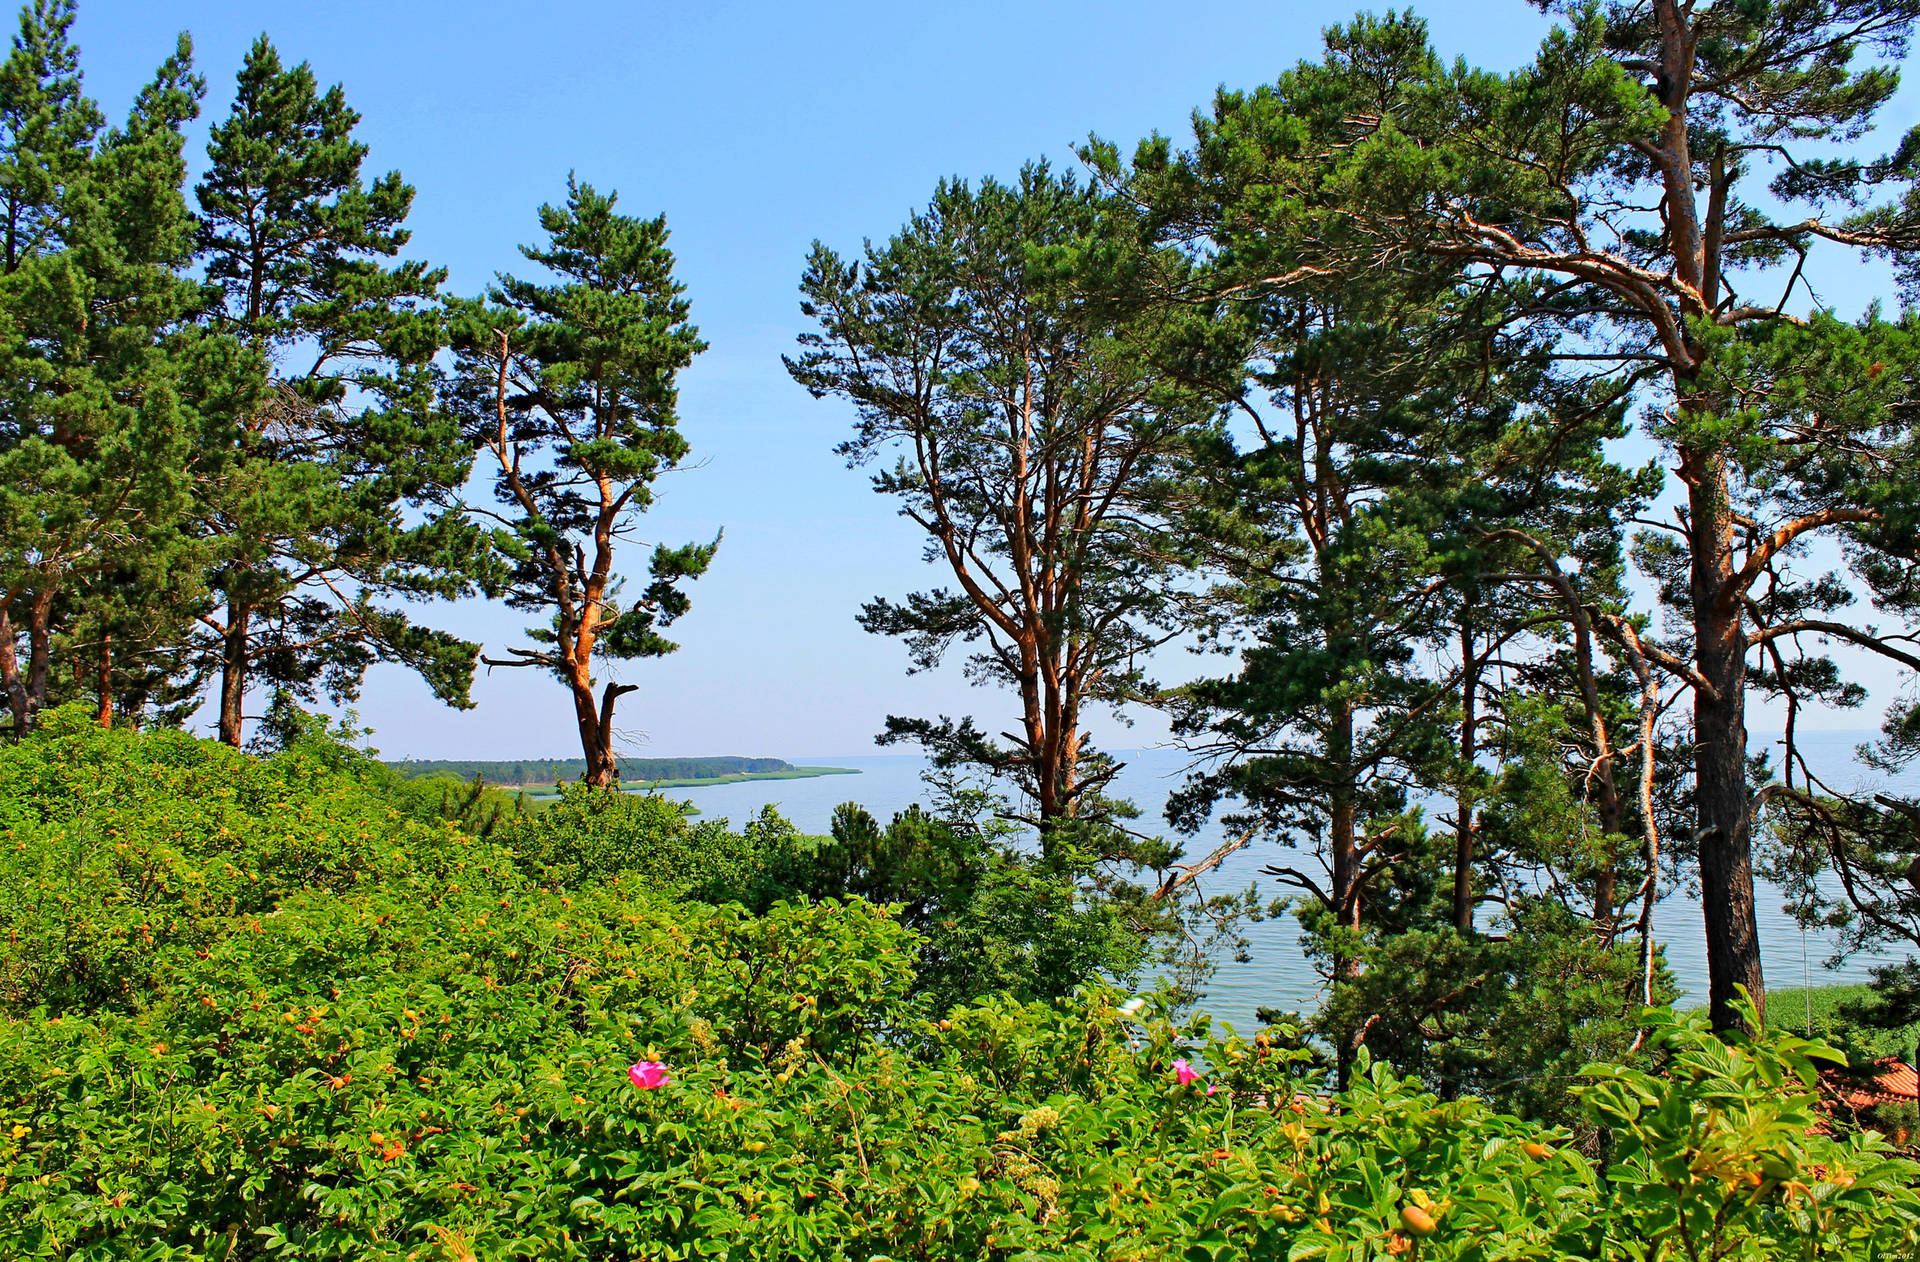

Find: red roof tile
[1820,1057,1919,1112]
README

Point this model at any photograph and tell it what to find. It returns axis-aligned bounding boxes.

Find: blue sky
[72,1,1918,760]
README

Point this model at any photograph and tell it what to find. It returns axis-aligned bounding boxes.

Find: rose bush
[0,717,1914,1259]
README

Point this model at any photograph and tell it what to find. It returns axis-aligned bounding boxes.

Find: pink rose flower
[628,1060,670,1090]
[1173,1058,1201,1086]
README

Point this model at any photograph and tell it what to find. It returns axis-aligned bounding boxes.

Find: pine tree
[450,180,713,788]
[191,36,493,745]
[790,164,1229,839]
[0,0,92,274]
[0,5,206,736]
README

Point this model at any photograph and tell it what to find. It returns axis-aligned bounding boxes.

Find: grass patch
[1690,984,1920,1065]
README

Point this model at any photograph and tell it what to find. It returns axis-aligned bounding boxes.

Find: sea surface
[646,734,1915,1035]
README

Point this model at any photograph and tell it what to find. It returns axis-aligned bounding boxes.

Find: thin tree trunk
[1440,632,1480,1106]
[1688,448,1766,1032]
[1454,623,1478,933]
[1567,576,1623,932]
[95,631,112,728]
[1329,699,1364,1087]
[218,603,251,747]
[1616,621,1665,1023]
[24,588,52,717]
[0,604,27,737]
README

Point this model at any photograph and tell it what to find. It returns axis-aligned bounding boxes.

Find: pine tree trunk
[1035,741,1062,822]
[1687,448,1766,1033]
[218,604,251,746]
[1058,717,1083,821]
[95,631,112,728]
[1330,700,1364,1087]
[1018,634,1063,829]
[1454,625,1478,933]
[580,725,617,787]
[1034,685,1083,837]
[24,588,52,718]
[570,670,621,788]
[0,605,27,738]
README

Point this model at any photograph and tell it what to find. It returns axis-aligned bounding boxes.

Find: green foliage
[376,770,531,842]
[2,719,1917,1259]
[1324,896,1678,1129]
[504,785,811,909]
[496,784,1145,1014]
[1581,996,1918,1258]
[802,802,1147,1013]
[0,707,484,1015]
[1694,983,1920,1068]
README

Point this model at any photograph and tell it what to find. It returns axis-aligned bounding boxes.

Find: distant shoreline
[518,764,864,791]
[387,757,861,796]
[630,764,858,785]
[577,766,859,795]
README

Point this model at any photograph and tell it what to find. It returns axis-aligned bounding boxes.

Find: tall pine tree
[191,37,492,745]
[790,165,1230,838]
[450,180,714,788]
[0,4,207,736]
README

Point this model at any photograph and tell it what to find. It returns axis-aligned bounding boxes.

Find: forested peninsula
[387,756,859,789]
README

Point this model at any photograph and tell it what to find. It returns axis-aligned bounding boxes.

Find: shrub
[504,785,815,907]
[796,802,1147,1013]
[1,719,1914,1260]
[0,708,489,1016]
[377,772,533,842]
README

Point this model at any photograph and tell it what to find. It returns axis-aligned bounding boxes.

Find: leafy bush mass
[0,717,1915,1260]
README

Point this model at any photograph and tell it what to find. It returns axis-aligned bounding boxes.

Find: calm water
[647,735,1913,1034]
